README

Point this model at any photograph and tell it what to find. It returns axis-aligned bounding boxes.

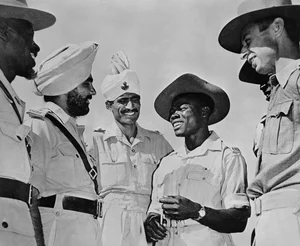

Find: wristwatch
[193,206,206,221]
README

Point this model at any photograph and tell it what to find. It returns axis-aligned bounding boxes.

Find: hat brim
[0,4,56,31]
[219,5,300,54]
[154,73,230,125]
[239,61,269,84]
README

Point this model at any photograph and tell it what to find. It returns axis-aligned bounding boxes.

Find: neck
[276,40,300,74]
[185,127,210,151]
[0,60,16,83]
[115,120,137,144]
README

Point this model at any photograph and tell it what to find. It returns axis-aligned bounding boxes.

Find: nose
[90,84,96,96]
[169,111,179,122]
[31,41,40,56]
[240,50,248,60]
[125,100,134,109]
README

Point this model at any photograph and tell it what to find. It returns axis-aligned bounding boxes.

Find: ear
[201,106,210,118]
[272,17,285,39]
[105,101,112,110]
[0,21,9,42]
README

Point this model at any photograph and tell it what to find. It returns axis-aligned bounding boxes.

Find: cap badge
[121,81,129,90]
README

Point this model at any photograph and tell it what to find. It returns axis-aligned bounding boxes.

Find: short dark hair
[174,92,215,114]
[254,16,300,46]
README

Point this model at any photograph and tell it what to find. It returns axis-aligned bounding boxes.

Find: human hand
[159,195,201,220]
[144,212,167,243]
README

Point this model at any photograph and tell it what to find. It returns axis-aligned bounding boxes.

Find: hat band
[1,0,28,7]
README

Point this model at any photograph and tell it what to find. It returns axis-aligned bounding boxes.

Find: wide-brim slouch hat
[101,50,140,101]
[218,0,300,54]
[0,0,56,31]
[154,73,230,125]
[32,41,99,96]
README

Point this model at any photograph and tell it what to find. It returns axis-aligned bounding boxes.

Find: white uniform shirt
[92,121,173,197]
[28,102,97,200]
[148,131,249,246]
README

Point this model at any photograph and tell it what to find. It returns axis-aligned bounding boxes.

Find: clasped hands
[144,195,201,243]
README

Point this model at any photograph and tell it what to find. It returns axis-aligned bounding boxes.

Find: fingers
[145,219,167,242]
[159,196,179,204]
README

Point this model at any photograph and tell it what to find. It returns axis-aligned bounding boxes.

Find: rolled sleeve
[221,148,250,209]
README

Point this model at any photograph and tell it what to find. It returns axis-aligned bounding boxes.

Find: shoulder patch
[27,108,51,120]
[94,128,106,133]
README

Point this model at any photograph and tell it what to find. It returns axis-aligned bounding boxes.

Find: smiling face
[169,94,211,137]
[6,19,40,80]
[65,75,96,118]
[107,92,141,126]
[240,22,277,76]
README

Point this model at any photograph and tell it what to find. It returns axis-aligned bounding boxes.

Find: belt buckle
[254,198,262,216]
[88,168,97,180]
[94,199,103,219]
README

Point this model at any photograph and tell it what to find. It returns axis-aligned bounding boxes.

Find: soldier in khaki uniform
[91,51,173,246]
[0,1,55,245]
[219,0,300,245]
[145,73,250,246]
[26,42,101,246]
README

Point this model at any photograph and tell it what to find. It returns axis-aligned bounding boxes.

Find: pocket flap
[0,122,29,142]
[269,100,293,118]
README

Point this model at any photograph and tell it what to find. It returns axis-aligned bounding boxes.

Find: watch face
[199,208,206,217]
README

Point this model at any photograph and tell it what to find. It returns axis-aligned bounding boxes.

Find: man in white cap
[144,73,250,246]
[0,1,55,245]
[26,41,101,246]
[219,0,300,245]
[91,51,173,246]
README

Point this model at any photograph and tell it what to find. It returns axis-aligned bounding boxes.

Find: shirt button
[133,165,137,168]
[132,149,135,153]
[2,221,8,228]
[55,211,60,216]
[202,177,206,180]
[76,154,79,158]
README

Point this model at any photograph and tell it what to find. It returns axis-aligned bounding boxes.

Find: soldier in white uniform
[0,1,55,245]
[91,51,173,246]
[26,42,101,246]
[145,73,250,246]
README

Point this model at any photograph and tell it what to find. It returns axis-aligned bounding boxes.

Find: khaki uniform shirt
[148,131,249,246]
[248,59,300,199]
[92,121,173,197]
[27,102,97,200]
[0,69,34,238]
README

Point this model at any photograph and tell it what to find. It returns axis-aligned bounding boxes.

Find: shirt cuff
[223,193,250,209]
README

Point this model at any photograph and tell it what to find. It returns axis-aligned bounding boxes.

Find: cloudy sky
[13,0,300,244]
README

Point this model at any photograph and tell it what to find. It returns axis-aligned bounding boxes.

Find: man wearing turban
[26,41,101,246]
[91,51,173,246]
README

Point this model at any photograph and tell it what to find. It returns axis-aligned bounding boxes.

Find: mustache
[121,108,139,114]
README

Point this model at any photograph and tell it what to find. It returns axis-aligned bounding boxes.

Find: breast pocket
[140,155,158,188]
[263,100,294,154]
[47,143,77,187]
[181,169,219,206]
[99,153,128,187]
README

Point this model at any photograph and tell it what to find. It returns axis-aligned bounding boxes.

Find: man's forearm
[198,206,250,233]
[30,187,45,246]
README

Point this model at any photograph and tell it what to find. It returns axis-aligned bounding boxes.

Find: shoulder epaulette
[231,147,241,154]
[94,128,106,133]
[27,108,51,120]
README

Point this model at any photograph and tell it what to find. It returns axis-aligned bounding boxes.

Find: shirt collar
[103,120,151,142]
[45,102,85,135]
[0,69,25,107]
[276,59,300,88]
[176,131,222,158]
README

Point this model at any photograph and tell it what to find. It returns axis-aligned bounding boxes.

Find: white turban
[32,41,99,96]
[101,50,140,101]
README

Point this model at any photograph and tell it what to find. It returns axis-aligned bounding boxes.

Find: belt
[0,177,32,206]
[254,189,300,216]
[38,195,102,218]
